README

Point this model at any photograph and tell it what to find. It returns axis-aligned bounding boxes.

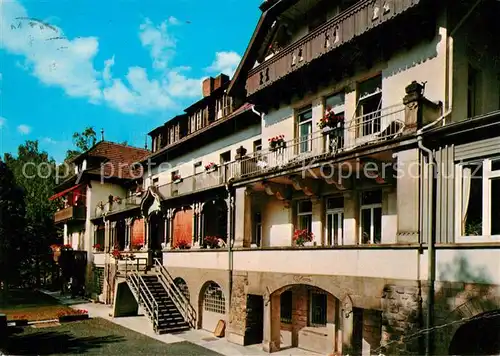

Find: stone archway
[448,310,500,355]
[198,281,226,332]
[265,284,341,355]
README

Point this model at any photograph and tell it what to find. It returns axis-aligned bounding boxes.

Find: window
[252,212,262,246]
[357,75,382,137]
[325,92,346,151]
[171,170,179,182]
[94,224,105,249]
[326,197,344,246]
[457,158,500,239]
[297,107,313,153]
[280,290,292,323]
[309,291,327,326]
[253,139,262,153]
[203,282,225,314]
[196,111,202,130]
[360,190,382,244]
[152,177,159,186]
[220,151,231,165]
[297,200,313,233]
[194,161,203,175]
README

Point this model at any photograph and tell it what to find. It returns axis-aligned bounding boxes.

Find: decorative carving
[372,6,380,20]
[342,295,354,318]
[383,1,391,13]
[292,275,313,283]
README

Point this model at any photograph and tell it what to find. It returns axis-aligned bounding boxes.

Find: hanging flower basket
[269,135,286,151]
[172,174,182,184]
[204,162,218,173]
[318,109,344,134]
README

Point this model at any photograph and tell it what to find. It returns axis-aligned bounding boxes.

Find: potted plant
[318,108,344,134]
[113,196,122,204]
[172,173,182,184]
[269,135,286,151]
[111,248,122,260]
[204,236,221,249]
[174,239,191,250]
[92,243,103,253]
[204,162,218,173]
[293,229,314,247]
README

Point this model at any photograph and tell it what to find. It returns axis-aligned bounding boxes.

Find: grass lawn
[0,289,74,321]
[2,317,222,355]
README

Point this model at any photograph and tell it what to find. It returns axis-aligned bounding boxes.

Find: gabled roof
[228,0,300,97]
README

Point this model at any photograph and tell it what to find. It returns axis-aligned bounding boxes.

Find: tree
[65,127,97,161]
[0,160,26,295]
[4,141,60,287]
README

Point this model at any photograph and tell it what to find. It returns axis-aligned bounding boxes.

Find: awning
[49,184,85,201]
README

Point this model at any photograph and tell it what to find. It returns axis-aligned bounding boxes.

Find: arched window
[203,282,225,314]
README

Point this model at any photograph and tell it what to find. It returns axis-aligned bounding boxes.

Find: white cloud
[139,18,176,71]
[42,137,57,144]
[206,51,242,77]
[1,1,240,115]
[17,124,32,134]
[0,117,6,128]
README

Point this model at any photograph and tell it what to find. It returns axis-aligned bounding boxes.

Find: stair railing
[153,258,197,328]
[137,273,159,330]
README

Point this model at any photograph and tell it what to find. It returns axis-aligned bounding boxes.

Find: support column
[163,213,168,249]
[234,187,252,248]
[341,295,354,355]
[395,148,420,243]
[92,224,98,249]
[110,221,117,250]
[263,293,281,353]
[124,218,133,251]
[104,221,111,253]
[197,205,203,246]
[144,218,149,250]
[63,224,68,245]
[343,191,358,245]
[225,193,235,245]
[192,203,200,248]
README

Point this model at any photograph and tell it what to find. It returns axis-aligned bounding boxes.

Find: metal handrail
[153,258,196,328]
[125,266,159,331]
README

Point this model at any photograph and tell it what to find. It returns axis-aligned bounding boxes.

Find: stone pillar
[225,193,234,245]
[93,224,98,248]
[311,198,323,246]
[263,293,281,353]
[395,148,420,243]
[403,81,424,132]
[343,191,358,245]
[192,203,199,248]
[144,218,149,250]
[341,295,354,355]
[234,186,252,248]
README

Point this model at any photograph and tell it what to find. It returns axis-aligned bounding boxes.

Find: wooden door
[172,209,193,246]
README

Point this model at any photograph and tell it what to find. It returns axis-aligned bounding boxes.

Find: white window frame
[325,197,344,246]
[297,107,313,154]
[359,192,382,244]
[455,158,500,243]
[297,200,313,233]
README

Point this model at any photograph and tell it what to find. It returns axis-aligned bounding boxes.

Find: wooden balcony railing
[54,205,86,223]
[92,195,142,219]
[246,0,421,95]
[227,104,406,180]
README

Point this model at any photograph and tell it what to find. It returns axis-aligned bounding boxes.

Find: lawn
[0,289,74,321]
[2,317,222,355]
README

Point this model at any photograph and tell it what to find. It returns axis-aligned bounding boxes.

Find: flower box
[172,175,182,184]
[204,162,218,173]
[318,108,344,133]
[293,229,314,247]
[269,135,286,151]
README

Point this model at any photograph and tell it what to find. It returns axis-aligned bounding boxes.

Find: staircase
[124,259,196,334]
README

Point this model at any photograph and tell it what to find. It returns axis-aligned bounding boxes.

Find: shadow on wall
[379,253,499,355]
[264,106,294,128]
[382,34,440,80]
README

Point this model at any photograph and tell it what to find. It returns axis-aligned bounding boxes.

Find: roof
[142,103,255,162]
[228,0,299,97]
[148,114,188,136]
[184,82,229,113]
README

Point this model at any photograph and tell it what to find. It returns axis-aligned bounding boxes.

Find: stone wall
[229,272,248,344]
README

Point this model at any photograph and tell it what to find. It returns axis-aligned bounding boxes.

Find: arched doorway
[148,212,164,262]
[172,208,193,247]
[174,277,190,301]
[449,311,500,355]
[202,199,228,244]
[268,284,341,354]
[199,281,226,332]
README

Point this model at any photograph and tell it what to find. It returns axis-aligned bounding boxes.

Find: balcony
[54,205,86,224]
[157,169,227,199]
[227,104,406,180]
[246,0,422,96]
[92,195,142,219]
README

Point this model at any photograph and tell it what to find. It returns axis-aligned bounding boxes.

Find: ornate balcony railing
[92,195,142,219]
[54,205,86,223]
[246,0,421,95]
[227,104,406,180]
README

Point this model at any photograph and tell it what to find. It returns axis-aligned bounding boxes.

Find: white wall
[163,251,228,270]
[149,124,261,186]
[262,198,293,247]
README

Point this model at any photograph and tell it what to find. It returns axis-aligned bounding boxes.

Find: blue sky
[0,0,261,162]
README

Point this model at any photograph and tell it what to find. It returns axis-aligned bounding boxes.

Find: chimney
[202,77,215,97]
[214,74,230,91]
[101,128,105,141]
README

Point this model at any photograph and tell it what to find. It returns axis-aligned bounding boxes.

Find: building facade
[105,0,500,355]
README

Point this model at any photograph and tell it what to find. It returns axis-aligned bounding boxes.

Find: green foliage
[65,127,97,161]
[0,160,26,291]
